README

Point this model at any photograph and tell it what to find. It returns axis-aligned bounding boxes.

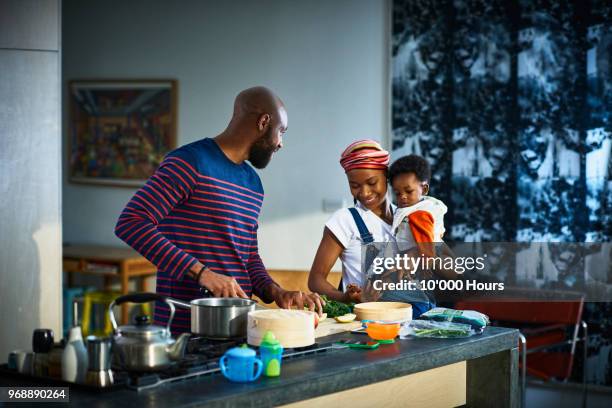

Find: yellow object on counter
[335,313,357,323]
[82,291,151,336]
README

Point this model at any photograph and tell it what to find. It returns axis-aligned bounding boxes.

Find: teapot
[109,293,190,372]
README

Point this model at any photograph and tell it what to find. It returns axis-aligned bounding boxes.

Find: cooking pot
[108,293,190,372]
[167,297,258,339]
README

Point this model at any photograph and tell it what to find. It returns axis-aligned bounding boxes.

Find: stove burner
[186,336,245,358]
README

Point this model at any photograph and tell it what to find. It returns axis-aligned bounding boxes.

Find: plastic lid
[260,331,281,348]
[225,344,256,358]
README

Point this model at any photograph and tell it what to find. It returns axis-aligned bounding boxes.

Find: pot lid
[224,344,256,359]
[118,315,166,338]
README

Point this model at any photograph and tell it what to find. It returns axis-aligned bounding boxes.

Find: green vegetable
[413,328,470,338]
[321,295,354,318]
[405,320,474,338]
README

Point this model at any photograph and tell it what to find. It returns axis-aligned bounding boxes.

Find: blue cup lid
[224,344,256,359]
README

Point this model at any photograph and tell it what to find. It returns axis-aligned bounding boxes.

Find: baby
[389,154,447,253]
[383,154,448,317]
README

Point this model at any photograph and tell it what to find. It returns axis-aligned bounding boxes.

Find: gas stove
[1,335,340,392]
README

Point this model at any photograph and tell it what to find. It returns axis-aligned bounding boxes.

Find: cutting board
[315,318,362,338]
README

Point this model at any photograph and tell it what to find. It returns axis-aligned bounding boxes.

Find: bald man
[115,87,324,334]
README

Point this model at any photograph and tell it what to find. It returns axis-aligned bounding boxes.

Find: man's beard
[248,129,276,169]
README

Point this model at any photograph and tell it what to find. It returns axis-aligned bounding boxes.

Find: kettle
[109,293,190,372]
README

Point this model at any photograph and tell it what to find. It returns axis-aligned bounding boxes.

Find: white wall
[62,0,390,271]
[0,0,62,356]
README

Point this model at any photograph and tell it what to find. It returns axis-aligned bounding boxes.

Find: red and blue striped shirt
[115,138,275,333]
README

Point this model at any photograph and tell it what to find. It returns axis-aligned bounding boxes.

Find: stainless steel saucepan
[167,297,257,339]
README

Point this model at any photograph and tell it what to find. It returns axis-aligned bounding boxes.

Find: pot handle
[108,292,175,335]
[166,297,192,309]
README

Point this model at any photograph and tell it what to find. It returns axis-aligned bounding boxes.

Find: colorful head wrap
[339,139,390,173]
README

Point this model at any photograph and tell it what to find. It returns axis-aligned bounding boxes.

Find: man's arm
[115,155,201,281]
[115,154,249,297]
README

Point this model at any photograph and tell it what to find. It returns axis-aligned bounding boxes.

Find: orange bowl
[365,322,400,341]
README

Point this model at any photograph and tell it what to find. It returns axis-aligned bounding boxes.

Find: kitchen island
[1,326,519,408]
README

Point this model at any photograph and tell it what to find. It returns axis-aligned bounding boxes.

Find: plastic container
[365,322,401,343]
[419,307,489,333]
[259,331,284,377]
[400,320,475,338]
[220,344,263,383]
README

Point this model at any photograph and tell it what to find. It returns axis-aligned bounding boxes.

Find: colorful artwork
[68,80,177,186]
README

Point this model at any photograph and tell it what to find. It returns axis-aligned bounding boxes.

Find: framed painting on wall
[68,79,177,187]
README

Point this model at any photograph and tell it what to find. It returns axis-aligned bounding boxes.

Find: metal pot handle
[166,297,191,309]
[108,292,175,336]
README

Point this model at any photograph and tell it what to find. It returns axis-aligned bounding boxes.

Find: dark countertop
[0,327,519,407]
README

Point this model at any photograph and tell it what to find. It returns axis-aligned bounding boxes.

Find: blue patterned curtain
[392,0,611,386]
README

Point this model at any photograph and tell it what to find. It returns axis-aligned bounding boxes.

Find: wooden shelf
[63,244,157,324]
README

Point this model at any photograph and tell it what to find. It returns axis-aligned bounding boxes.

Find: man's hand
[199,268,248,298]
[269,285,325,315]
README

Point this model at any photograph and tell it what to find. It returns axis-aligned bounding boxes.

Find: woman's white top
[325,201,396,290]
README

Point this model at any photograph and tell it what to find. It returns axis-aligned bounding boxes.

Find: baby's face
[391,172,429,208]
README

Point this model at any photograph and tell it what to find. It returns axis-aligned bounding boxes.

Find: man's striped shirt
[115,138,275,333]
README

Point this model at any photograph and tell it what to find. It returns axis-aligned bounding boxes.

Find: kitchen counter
[0,326,519,407]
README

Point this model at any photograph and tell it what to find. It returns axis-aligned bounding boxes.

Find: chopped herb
[321,295,354,318]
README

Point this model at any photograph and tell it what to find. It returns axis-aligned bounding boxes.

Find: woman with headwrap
[308,140,395,303]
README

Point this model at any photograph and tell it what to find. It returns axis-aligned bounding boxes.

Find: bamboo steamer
[354,302,413,322]
[247,309,315,348]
